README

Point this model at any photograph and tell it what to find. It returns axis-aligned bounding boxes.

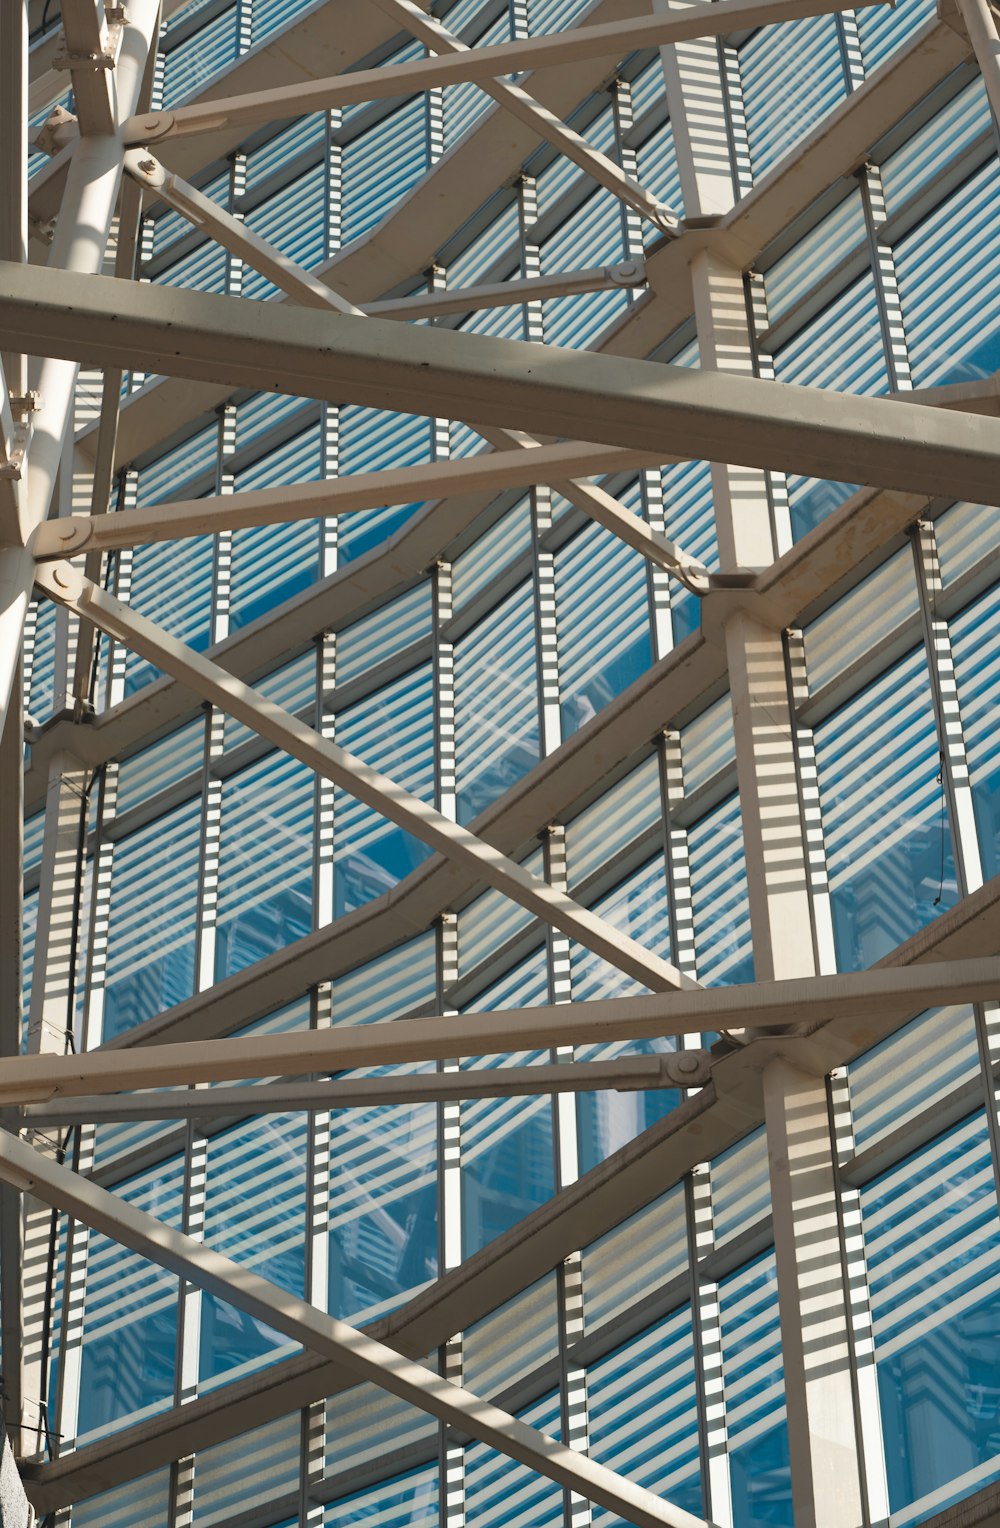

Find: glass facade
[14,0,1000,1524]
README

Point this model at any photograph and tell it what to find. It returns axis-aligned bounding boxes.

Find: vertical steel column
[762,1060,865,1528]
[859,164,912,395]
[0,0,27,403]
[0,0,161,728]
[687,1168,733,1528]
[437,912,465,1528]
[828,1070,890,1524]
[657,6,865,1520]
[546,824,590,1528]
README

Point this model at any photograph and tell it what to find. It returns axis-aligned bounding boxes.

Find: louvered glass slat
[342,98,429,243]
[689,794,753,985]
[193,1415,300,1524]
[103,799,201,1039]
[763,187,866,324]
[895,157,1000,388]
[21,887,37,1052]
[636,115,684,221]
[230,422,323,628]
[588,1305,702,1526]
[802,544,919,696]
[582,1185,689,1332]
[847,1005,981,1152]
[556,518,652,737]
[663,456,716,644]
[443,13,509,149]
[720,1250,792,1528]
[451,496,533,610]
[77,1160,183,1442]
[572,856,678,1172]
[25,597,56,723]
[161,5,239,107]
[244,114,326,194]
[740,15,847,180]
[457,848,545,977]
[464,1276,560,1398]
[712,1128,771,1246]
[541,190,629,349]
[73,1471,173,1528]
[565,752,661,888]
[328,1069,438,1323]
[325,1466,438,1527]
[815,646,957,970]
[861,1112,1000,1523]
[461,953,555,1257]
[879,77,989,215]
[154,240,228,294]
[115,719,205,817]
[857,0,935,73]
[200,1115,308,1385]
[216,750,314,978]
[223,651,316,753]
[243,164,327,302]
[125,534,216,695]
[772,271,888,540]
[681,695,735,796]
[336,584,433,685]
[951,580,1000,878]
[464,1390,563,1528]
[935,500,1000,591]
[455,581,540,823]
[338,407,434,564]
[333,665,434,917]
[330,934,437,1027]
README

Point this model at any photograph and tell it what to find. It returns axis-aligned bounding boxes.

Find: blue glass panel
[334,665,435,917]
[556,517,653,736]
[814,647,957,970]
[572,857,678,1173]
[72,1469,172,1528]
[541,188,629,348]
[324,1465,438,1526]
[342,97,429,243]
[772,272,888,539]
[455,582,540,823]
[857,0,935,73]
[895,158,1000,389]
[720,1251,792,1528]
[103,798,201,1039]
[862,1112,1000,1522]
[78,1160,183,1441]
[216,751,314,979]
[161,5,239,106]
[231,422,323,628]
[328,1072,438,1323]
[952,581,1000,878]
[200,1116,308,1385]
[740,15,848,179]
[337,407,433,564]
[243,163,326,302]
[125,535,216,695]
[588,1306,703,1526]
[462,954,555,1257]
[689,795,753,985]
[465,1390,563,1528]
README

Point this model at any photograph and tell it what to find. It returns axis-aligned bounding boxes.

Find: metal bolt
[674,1052,702,1075]
[56,524,78,542]
[618,260,639,279]
[137,157,157,173]
[51,566,73,589]
[144,118,160,132]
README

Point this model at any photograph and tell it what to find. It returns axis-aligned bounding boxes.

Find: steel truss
[6,0,1000,1525]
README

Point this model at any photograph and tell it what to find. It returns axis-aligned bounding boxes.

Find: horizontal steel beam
[121,0,887,146]
[4,958,999,1106]
[35,560,692,995]
[21,1053,711,1125]
[24,881,1000,1512]
[6,262,1000,503]
[0,1128,708,1528]
[31,439,668,554]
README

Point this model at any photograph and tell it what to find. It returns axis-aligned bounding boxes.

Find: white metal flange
[33,560,86,604]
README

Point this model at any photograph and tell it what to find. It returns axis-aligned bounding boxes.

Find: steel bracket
[34,105,78,158]
[53,10,127,72]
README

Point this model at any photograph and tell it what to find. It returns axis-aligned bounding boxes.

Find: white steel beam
[31,439,673,554]
[368,0,678,234]
[954,0,1000,127]
[0,0,160,746]
[20,1053,710,1125]
[1,0,28,403]
[6,263,1000,506]
[118,0,886,147]
[54,0,117,136]
[34,560,693,995]
[2,957,999,1106]
[362,262,648,319]
[117,154,709,590]
[0,1126,709,1528]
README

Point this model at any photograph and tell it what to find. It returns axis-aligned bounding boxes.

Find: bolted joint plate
[31,518,94,560]
[32,560,87,604]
